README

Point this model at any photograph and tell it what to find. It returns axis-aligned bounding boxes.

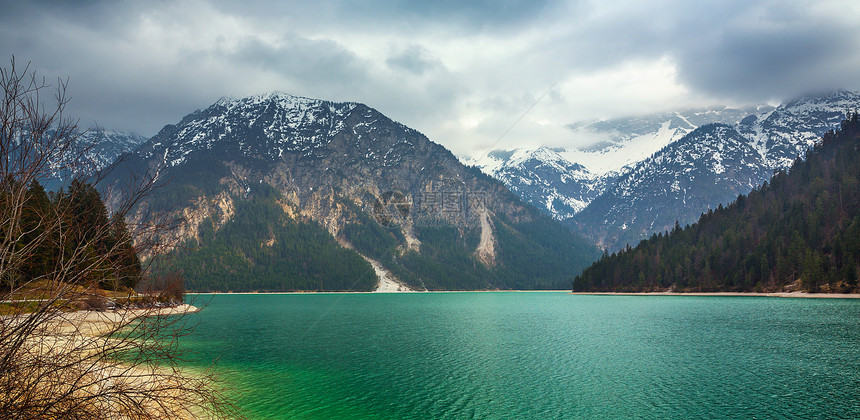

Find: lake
[179,292,860,419]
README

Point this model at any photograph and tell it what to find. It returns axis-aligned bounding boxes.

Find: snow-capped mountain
[564,105,769,174]
[106,92,599,291]
[741,90,860,169]
[82,128,148,170]
[468,106,766,219]
[468,91,859,249]
[571,90,860,249]
[40,128,147,190]
[466,147,609,218]
[138,93,360,168]
[571,124,767,248]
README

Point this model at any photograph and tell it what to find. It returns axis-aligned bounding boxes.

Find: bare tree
[0,57,236,419]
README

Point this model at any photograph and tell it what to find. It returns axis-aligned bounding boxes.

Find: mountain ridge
[468,91,860,250]
[107,92,600,291]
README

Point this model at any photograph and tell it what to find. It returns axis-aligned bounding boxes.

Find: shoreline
[189,290,570,295]
[568,291,860,299]
[186,290,860,299]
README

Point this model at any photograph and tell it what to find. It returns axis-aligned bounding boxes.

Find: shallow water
[179,292,860,419]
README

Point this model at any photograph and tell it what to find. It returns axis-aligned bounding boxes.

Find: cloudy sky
[2,0,859,156]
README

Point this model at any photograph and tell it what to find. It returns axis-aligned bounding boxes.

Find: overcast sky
[2,0,859,156]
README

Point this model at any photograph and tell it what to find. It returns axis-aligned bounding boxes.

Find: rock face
[107,93,599,291]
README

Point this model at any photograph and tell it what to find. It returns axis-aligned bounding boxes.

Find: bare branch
[0,56,236,419]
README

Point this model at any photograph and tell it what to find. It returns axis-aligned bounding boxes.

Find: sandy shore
[568,291,860,299]
[52,303,200,336]
[7,304,205,419]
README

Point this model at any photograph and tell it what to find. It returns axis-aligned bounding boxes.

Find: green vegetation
[574,113,860,293]
[169,184,377,292]
[341,212,600,291]
[1,179,141,293]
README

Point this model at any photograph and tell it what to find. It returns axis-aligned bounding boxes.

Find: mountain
[469,93,859,251]
[465,147,610,219]
[107,93,600,292]
[741,90,860,169]
[570,124,766,248]
[573,114,860,294]
[564,105,768,171]
[468,105,769,219]
[32,128,147,191]
[82,129,149,171]
[571,91,860,250]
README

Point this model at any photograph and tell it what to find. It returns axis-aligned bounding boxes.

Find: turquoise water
[179,293,860,419]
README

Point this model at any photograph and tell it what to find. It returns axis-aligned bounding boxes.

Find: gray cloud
[207,0,557,34]
[227,34,372,91]
[672,10,860,101]
[0,0,858,156]
[386,45,441,75]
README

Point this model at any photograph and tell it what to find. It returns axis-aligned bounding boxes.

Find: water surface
[179,293,860,419]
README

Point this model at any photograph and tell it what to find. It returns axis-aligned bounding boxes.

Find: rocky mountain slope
[574,113,860,293]
[107,93,600,291]
[468,105,769,220]
[571,91,860,249]
[470,91,859,250]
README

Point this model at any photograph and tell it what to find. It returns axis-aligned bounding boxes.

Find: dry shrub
[0,57,237,419]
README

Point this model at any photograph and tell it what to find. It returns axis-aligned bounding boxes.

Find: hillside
[573,114,860,293]
[107,93,600,292]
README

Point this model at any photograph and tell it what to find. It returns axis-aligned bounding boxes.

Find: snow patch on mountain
[465,146,606,218]
[141,92,359,168]
[562,119,691,175]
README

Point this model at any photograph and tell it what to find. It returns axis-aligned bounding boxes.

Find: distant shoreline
[568,291,860,299]
[188,290,569,295]
[187,291,860,298]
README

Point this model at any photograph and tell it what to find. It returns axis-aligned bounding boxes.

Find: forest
[168,184,378,292]
[341,208,598,290]
[573,113,860,293]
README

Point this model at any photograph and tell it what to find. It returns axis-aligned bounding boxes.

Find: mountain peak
[138,92,367,167]
[466,146,602,219]
[782,89,860,110]
[106,91,600,292]
[213,92,357,110]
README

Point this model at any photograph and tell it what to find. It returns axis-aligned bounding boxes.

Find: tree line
[1,178,141,293]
